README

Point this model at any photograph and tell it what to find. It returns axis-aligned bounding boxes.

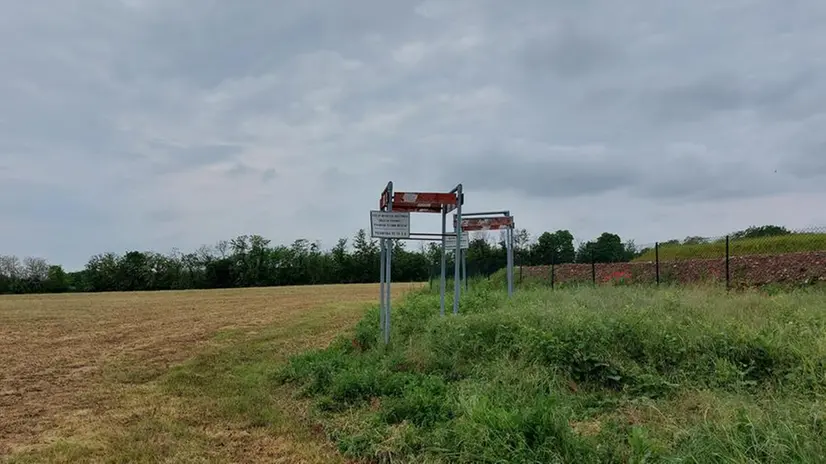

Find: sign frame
[453,211,516,297]
[375,181,464,346]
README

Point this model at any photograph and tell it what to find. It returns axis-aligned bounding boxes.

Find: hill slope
[634,233,826,261]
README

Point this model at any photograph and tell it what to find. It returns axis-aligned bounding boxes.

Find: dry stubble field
[0,283,420,463]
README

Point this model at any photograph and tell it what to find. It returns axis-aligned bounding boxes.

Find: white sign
[370,211,411,239]
[444,232,469,250]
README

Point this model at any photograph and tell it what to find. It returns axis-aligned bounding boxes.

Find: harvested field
[0,283,420,462]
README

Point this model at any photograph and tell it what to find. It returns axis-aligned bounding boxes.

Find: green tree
[84,252,121,291]
[116,251,150,291]
[45,265,69,293]
[352,229,379,283]
[531,230,575,265]
[577,232,631,263]
[466,235,506,277]
[682,236,709,245]
[731,225,791,240]
[511,228,531,266]
[331,238,351,283]
[247,234,272,286]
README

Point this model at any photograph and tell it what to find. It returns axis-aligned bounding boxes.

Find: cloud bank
[2,0,825,269]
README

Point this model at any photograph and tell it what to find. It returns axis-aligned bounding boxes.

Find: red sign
[455,216,514,231]
[379,192,460,214]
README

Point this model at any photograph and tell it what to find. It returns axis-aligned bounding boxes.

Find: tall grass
[278,284,826,463]
[634,233,826,261]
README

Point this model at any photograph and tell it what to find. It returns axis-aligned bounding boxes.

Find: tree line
[0,224,795,294]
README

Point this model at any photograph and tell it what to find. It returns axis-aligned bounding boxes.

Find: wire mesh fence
[522,226,826,290]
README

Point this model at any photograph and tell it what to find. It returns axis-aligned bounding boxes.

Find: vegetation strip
[278,283,826,463]
[3,224,824,295]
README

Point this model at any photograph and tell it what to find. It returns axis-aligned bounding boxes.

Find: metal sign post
[372,182,464,344]
[371,184,406,345]
[443,231,469,295]
[507,222,514,297]
[454,212,516,298]
[463,248,468,293]
[452,186,463,314]
[440,207,448,317]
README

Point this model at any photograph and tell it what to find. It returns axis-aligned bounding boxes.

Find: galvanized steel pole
[379,238,385,339]
[507,226,514,297]
[462,247,468,293]
[384,182,393,344]
[453,184,463,314]
[440,205,447,316]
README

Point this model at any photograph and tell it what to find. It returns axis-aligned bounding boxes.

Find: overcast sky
[2,0,826,269]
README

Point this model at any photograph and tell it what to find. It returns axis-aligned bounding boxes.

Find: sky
[2,0,826,270]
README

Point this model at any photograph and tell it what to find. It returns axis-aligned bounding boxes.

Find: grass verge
[278,284,826,463]
[634,233,826,261]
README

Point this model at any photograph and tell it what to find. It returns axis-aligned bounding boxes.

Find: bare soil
[525,251,826,287]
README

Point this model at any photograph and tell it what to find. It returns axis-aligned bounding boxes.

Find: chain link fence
[525,226,826,290]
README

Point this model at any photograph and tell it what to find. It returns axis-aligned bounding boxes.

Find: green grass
[278,283,826,463]
[634,233,826,261]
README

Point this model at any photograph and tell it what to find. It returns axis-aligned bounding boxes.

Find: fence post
[725,235,730,291]
[655,242,660,286]
[550,252,555,290]
[591,253,596,285]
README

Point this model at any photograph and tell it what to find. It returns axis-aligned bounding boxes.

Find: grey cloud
[751,72,814,108]
[642,71,820,124]
[321,166,350,187]
[226,162,255,178]
[0,81,124,158]
[784,141,826,180]
[261,168,278,183]
[143,143,244,175]
[645,77,747,123]
[442,151,636,199]
[145,209,179,224]
[3,0,826,269]
[755,72,826,122]
[0,179,108,224]
[445,143,805,204]
[521,24,622,78]
[631,159,788,203]
[129,1,434,87]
